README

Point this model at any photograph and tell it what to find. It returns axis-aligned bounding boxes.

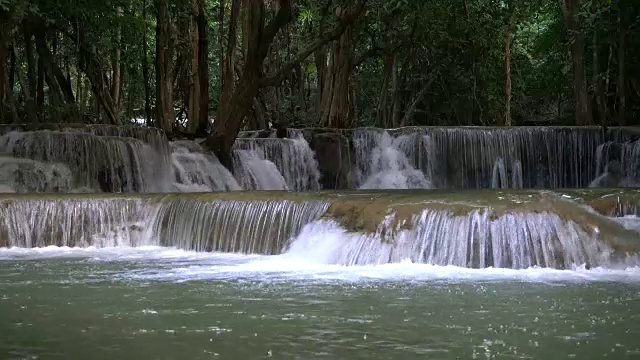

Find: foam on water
[1,241,639,285]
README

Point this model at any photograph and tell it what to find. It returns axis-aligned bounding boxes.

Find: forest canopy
[0,0,639,163]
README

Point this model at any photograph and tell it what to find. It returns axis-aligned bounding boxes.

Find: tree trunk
[23,22,37,99]
[376,51,393,127]
[205,0,367,169]
[617,0,626,125]
[142,0,152,126]
[505,0,513,127]
[0,43,7,119]
[13,45,39,123]
[34,25,76,105]
[560,0,592,125]
[196,0,209,135]
[111,7,123,119]
[9,41,15,92]
[187,0,201,134]
[320,18,354,128]
[591,0,606,125]
[37,51,44,111]
[156,0,174,134]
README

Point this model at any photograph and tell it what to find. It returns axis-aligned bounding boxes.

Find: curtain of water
[146,198,329,253]
[0,197,147,248]
[171,141,242,192]
[288,209,617,269]
[0,157,75,192]
[349,127,635,189]
[234,135,321,191]
[0,131,171,192]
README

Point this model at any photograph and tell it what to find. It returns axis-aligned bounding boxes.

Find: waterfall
[0,157,75,192]
[342,126,638,189]
[0,196,146,248]
[594,140,640,187]
[0,190,637,269]
[232,150,289,190]
[355,131,433,189]
[171,141,241,192]
[0,130,172,192]
[287,210,614,269]
[234,134,321,191]
[149,196,328,253]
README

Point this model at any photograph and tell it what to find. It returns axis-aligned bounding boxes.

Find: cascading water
[0,126,323,193]
[0,130,172,192]
[149,196,329,253]
[0,190,637,270]
[594,140,640,187]
[232,149,290,190]
[355,131,433,189]
[286,210,615,269]
[0,157,75,192]
[345,126,639,189]
[234,134,321,191]
[0,196,146,248]
[170,141,241,192]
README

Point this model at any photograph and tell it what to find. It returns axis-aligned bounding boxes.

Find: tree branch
[258,0,293,61]
[259,0,368,88]
[401,73,438,126]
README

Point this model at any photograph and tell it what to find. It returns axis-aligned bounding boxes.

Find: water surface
[1,247,639,359]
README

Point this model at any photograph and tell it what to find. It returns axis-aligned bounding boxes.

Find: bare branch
[259,0,368,88]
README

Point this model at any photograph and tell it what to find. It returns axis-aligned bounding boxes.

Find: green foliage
[2,0,639,128]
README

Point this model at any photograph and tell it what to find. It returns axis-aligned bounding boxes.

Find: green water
[1,249,639,360]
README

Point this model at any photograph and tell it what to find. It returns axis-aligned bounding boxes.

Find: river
[1,246,639,359]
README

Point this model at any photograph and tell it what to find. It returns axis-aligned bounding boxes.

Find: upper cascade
[0,124,323,193]
[0,124,639,192]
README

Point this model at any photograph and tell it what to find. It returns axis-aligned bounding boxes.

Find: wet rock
[310,132,350,189]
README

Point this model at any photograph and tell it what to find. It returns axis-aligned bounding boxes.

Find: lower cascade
[1,189,639,270]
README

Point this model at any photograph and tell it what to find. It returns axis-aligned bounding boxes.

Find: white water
[170,141,241,192]
[1,213,639,283]
[232,149,289,190]
[359,133,433,189]
[1,245,638,284]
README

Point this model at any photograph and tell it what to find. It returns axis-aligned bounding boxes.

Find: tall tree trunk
[505,0,513,127]
[13,45,39,123]
[142,0,152,126]
[9,41,15,92]
[23,22,37,98]
[617,0,626,125]
[111,6,123,119]
[156,0,174,134]
[196,0,209,135]
[591,0,606,125]
[560,0,592,125]
[187,0,201,134]
[376,51,393,127]
[314,1,332,113]
[34,24,76,105]
[205,0,367,169]
[320,17,354,128]
[0,43,7,119]
[37,52,44,111]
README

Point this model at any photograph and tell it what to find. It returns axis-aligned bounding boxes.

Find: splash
[0,130,171,193]
[357,132,433,189]
[170,141,241,192]
[233,150,289,190]
[234,134,321,191]
[284,208,631,269]
[0,157,75,192]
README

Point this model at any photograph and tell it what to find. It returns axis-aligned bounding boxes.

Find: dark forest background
[0,0,639,163]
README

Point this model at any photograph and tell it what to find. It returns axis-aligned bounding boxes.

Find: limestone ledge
[0,188,639,251]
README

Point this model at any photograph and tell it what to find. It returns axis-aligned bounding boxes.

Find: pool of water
[1,247,639,359]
